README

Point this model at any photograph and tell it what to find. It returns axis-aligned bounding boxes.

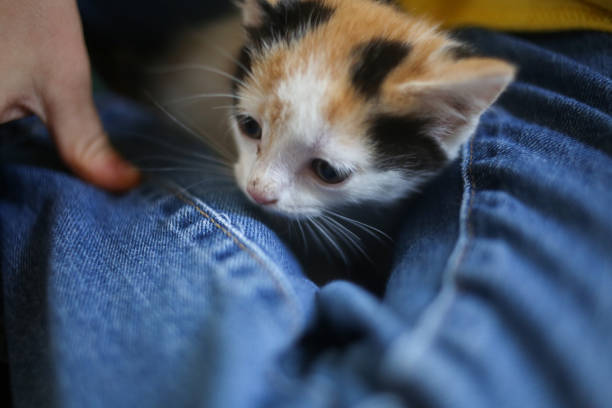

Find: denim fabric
[1,28,611,408]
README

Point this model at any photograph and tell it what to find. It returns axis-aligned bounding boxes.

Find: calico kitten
[151,0,514,280]
[229,0,515,218]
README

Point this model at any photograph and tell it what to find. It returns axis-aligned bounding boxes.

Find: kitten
[230,0,515,218]
[150,0,515,280]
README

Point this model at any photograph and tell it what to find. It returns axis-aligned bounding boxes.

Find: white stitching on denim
[173,190,304,327]
[381,137,476,378]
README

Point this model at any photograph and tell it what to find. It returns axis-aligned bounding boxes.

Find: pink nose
[247,186,278,206]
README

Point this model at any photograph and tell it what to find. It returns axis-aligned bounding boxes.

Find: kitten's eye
[311,159,350,185]
[237,115,262,140]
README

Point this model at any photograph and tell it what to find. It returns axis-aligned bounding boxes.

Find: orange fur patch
[240,0,514,151]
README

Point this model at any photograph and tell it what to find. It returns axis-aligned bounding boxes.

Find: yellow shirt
[398,0,612,32]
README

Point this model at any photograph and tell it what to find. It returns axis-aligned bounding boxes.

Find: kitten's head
[230,0,515,218]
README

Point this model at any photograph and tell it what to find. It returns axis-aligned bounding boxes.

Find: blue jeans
[1,29,611,407]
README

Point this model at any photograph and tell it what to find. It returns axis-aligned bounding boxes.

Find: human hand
[0,0,140,191]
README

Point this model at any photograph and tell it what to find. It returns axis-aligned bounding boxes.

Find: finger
[45,88,141,192]
[0,104,32,124]
[0,85,44,125]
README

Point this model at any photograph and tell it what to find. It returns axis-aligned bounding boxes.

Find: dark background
[78,0,234,98]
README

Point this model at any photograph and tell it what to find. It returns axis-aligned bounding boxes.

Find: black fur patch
[246,0,335,50]
[369,114,448,172]
[351,39,412,98]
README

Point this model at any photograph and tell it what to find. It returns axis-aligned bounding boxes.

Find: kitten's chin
[256,203,322,220]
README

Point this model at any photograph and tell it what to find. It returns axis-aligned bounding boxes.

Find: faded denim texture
[1,20,611,408]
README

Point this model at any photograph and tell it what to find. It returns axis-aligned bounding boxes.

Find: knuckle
[74,132,107,162]
[60,130,108,172]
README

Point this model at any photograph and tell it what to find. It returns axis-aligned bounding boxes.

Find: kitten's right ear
[395,57,516,157]
[238,0,275,27]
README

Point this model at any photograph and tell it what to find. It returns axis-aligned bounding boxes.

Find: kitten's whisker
[164,93,242,106]
[303,217,322,249]
[319,215,372,263]
[149,177,239,206]
[305,217,333,262]
[212,44,250,74]
[186,33,263,92]
[179,124,235,163]
[296,219,308,250]
[312,218,348,264]
[144,92,235,162]
[107,129,229,165]
[132,155,231,171]
[139,167,231,174]
[143,91,235,160]
[146,64,249,89]
[132,151,230,168]
[210,43,261,89]
[175,177,236,193]
[322,210,392,242]
[212,105,239,111]
[225,58,261,92]
[319,214,370,260]
[149,179,236,195]
[320,215,361,243]
[292,218,308,251]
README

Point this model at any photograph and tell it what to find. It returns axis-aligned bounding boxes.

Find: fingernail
[98,151,141,191]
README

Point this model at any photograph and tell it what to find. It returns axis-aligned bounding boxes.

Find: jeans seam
[450,134,477,274]
[172,190,303,327]
[381,136,476,375]
[175,191,271,272]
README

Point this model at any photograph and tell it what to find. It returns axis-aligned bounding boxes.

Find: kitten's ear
[402,58,516,117]
[398,58,516,156]
[238,0,276,26]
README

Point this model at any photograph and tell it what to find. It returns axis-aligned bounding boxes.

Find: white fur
[229,5,514,219]
[231,57,418,218]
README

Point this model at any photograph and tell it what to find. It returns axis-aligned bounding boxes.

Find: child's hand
[0,0,140,191]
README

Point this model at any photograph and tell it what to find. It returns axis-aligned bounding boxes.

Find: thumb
[45,88,141,192]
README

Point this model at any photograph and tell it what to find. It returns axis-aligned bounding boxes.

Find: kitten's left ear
[238,0,277,26]
[398,57,516,156]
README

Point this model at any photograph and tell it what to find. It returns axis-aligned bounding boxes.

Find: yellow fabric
[398,0,612,32]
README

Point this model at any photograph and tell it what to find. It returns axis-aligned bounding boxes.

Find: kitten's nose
[247,186,278,206]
